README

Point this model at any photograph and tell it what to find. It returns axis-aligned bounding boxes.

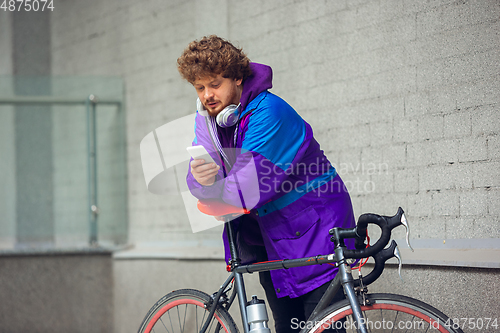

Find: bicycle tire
[303,293,464,333]
[138,289,239,333]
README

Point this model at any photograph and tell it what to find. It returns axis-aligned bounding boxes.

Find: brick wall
[48,0,500,249]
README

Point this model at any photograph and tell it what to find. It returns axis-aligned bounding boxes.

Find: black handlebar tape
[353,240,398,287]
[343,207,405,259]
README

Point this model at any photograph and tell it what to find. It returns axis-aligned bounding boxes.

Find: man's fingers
[190,160,219,186]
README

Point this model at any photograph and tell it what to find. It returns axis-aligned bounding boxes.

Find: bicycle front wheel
[138,289,239,333]
[305,293,464,333]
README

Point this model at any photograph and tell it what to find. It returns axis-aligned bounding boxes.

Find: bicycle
[137,199,465,333]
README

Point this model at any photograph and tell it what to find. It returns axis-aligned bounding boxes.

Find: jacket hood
[239,63,273,111]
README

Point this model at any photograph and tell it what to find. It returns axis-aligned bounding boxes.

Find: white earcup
[216,104,241,128]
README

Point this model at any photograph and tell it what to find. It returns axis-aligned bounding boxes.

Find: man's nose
[204,88,214,99]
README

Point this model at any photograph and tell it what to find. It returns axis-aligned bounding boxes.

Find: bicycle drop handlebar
[329,207,406,259]
[328,207,408,287]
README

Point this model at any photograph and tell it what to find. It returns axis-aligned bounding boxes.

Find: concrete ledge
[0,245,129,257]
[392,247,500,268]
[113,243,224,260]
[382,238,500,268]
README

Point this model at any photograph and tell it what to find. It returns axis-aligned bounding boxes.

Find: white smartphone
[186,145,216,165]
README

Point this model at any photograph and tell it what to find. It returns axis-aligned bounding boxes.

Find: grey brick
[370,121,393,146]
[350,14,417,55]
[443,110,472,139]
[368,66,417,99]
[418,114,444,140]
[420,165,454,192]
[458,136,488,162]
[360,192,408,217]
[379,0,406,22]
[382,144,407,169]
[444,216,476,239]
[472,216,500,238]
[336,148,362,173]
[342,173,372,196]
[433,139,460,165]
[488,188,500,215]
[405,89,457,116]
[361,145,385,167]
[406,191,433,217]
[408,140,459,166]
[404,92,429,117]
[370,171,394,194]
[431,190,460,217]
[410,20,500,66]
[460,189,489,216]
[471,103,500,136]
[487,135,500,160]
[473,161,500,188]
[451,163,474,190]
[408,216,446,239]
[456,77,500,110]
[394,167,419,194]
[415,0,499,38]
[394,117,419,143]
[403,0,456,15]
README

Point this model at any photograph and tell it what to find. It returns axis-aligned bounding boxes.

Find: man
[178,35,354,332]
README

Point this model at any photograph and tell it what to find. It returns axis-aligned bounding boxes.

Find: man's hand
[190,159,220,186]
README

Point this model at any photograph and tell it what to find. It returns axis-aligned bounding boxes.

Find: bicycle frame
[199,217,370,333]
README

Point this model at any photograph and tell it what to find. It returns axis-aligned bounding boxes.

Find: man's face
[193,74,243,117]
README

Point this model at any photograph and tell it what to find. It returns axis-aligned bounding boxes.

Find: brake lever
[393,243,404,282]
[400,212,414,252]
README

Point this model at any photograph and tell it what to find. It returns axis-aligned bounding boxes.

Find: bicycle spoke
[168,309,174,333]
[159,316,170,333]
[392,310,399,333]
[363,310,372,333]
[182,304,188,333]
[196,305,199,333]
[208,314,216,332]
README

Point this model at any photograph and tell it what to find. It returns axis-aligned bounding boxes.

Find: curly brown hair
[177,35,252,84]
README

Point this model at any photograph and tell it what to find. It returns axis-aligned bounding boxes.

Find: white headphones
[197,98,241,128]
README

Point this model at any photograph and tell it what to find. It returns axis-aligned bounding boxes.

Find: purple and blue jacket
[187,63,355,298]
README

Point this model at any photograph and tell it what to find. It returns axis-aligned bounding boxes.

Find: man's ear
[235,78,243,86]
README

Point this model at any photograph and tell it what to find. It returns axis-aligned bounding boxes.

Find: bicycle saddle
[197,199,250,216]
